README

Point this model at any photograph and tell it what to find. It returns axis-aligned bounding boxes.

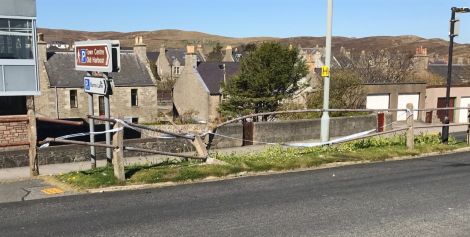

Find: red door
[437,97,455,123]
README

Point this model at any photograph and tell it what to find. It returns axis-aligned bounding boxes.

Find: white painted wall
[366,94,390,110]
[459,97,470,123]
[397,94,419,121]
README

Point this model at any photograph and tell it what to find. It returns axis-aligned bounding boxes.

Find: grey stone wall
[0,137,195,169]
[173,67,211,122]
[253,115,378,144]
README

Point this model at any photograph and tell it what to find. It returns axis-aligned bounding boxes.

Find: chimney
[414,46,429,70]
[222,45,235,62]
[133,35,147,62]
[159,44,166,58]
[185,45,198,69]
[37,33,47,63]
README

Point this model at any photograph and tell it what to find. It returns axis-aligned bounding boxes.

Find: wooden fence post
[27,110,39,177]
[112,122,125,181]
[192,135,209,159]
[406,103,414,150]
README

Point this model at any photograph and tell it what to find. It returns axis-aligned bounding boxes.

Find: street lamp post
[442,7,470,144]
[321,0,333,142]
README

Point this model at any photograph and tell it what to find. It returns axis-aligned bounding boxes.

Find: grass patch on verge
[56,133,466,189]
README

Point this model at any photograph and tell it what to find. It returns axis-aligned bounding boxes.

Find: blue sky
[37,0,470,43]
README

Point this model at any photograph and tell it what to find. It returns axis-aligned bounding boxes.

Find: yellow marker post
[321,66,330,77]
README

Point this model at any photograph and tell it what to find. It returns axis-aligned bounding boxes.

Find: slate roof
[163,48,204,66]
[428,64,470,86]
[146,52,159,62]
[45,52,155,88]
[196,62,240,95]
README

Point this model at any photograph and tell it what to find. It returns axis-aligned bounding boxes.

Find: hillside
[38,28,470,58]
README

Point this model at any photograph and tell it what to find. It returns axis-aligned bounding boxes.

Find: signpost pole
[75,40,120,168]
[104,73,112,165]
[87,72,97,169]
[321,0,333,142]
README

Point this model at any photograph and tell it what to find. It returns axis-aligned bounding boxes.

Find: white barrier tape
[286,129,376,148]
[39,127,124,149]
[207,132,278,146]
[114,119,194,140]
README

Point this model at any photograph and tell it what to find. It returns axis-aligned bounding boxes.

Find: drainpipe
[55,86,59,119]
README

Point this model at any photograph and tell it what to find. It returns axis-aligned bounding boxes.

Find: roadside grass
[56,133,467,189]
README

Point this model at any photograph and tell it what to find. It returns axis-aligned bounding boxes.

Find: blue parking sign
[80,49,87,63]
[84,78,90,90]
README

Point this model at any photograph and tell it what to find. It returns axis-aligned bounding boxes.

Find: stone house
[173,46,239,123]
[34,35,159,123]
[156,44,206,81]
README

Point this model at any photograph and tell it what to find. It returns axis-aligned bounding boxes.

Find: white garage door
[397,94,419,121]
[366,94,390,110]
[459,97,470,123]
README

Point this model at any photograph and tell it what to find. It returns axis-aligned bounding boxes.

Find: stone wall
[0,137,195,168]
[253,115,379,143]
[0,119,28,148]
[173,67,211,122]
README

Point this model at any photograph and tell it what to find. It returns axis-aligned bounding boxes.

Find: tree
[351,49,415,83]
[219,42,308,120]
[307,69,366,117]
[241,43,257,54]
[207,42,223,62]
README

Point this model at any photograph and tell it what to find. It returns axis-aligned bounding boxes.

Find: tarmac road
[1,151,470,237]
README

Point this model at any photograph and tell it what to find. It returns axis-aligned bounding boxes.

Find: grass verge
[56,133,467,189]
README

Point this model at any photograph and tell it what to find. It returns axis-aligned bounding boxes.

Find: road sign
[321,66,330,77]
[84,77,108,95]
[74,40,120,72]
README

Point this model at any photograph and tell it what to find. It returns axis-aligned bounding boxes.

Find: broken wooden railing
[0,111,83,177]
[36,116,209,181]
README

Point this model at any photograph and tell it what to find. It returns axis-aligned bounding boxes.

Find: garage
[366,94,390,110]
[459,97,470,123]
[397,94,420,121]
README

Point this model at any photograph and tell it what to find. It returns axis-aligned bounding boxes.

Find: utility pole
[321,0,333,142]
[442,7,470,143]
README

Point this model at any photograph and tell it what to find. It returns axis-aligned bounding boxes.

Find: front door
[437,97,455,123]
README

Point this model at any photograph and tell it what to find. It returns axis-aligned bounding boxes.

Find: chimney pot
[186,45,195,54]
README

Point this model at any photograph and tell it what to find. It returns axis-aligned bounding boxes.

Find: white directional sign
[84,77,108,95]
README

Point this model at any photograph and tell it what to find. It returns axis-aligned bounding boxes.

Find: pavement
[0,144,271,203]
[1,151,470,236]
[0,125,468,203]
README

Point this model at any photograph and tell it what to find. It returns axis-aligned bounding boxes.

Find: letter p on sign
[80,49,87,63]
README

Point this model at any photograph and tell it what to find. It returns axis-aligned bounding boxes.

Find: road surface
[1,152,470,236]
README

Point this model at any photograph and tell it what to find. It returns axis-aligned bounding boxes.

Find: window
[70,90,78,108]
[173,66,180,75]
[131,89,138,107]
[0,19,34,59]
[131,117,139,124]
[0,17,38,95]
